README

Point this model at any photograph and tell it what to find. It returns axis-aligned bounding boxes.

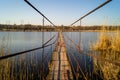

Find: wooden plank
[46,32,73,80]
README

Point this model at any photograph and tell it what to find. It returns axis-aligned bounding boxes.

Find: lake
[0,31,119,80]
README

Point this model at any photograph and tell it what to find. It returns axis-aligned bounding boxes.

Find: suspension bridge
[1,0,119,80]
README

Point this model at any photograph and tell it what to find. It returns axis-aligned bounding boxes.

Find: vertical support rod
[79,20,81,51]
[71,32,72,46]
[50,32,52,59]
[80,20,81,27]
[42,17,45,79]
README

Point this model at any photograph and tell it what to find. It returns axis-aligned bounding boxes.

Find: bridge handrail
[64,34,120,67]
[66,51,77,79]
[43,35,58,62]
[0,34,57,60]
[65,41,87,80]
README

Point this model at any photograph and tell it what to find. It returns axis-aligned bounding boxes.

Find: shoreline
[0,30,120,32]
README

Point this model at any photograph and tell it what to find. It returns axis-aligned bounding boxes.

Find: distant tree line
[0,24,120,31]
[69,26,120,31]
[61,26,120,31]
[0,24,55,31]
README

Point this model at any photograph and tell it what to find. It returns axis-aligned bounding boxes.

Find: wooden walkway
[46,32,73,80]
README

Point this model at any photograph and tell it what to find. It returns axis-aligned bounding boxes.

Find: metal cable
[0,35,56,60]
[70,0,112,26]
[24,0,56,27]
[66,43,87,80]
[64,33,120,67]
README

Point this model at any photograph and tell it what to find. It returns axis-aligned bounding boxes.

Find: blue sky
[0,0,120,26]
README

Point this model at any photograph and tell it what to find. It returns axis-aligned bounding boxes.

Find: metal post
[70,32,72,46]
[80,20,81,27]
[42,17,45,79]
[79,20,81,51]
[50,32,52,59]
[79,33,81,51]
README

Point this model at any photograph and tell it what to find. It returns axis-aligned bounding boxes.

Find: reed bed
[91,28,120,80]
[0,34,53,80]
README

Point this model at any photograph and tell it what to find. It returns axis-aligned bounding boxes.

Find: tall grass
[91,27,120,80]
[0,37,41,80]
[0,35,53,80]
[0,37,11,80]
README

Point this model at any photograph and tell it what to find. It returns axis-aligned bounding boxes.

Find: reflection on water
[64,32,120,80]
[0,32,57,79]
[0,31,120,80]
[0,32,57,53]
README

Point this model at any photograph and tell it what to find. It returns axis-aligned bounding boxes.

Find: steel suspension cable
[43,36,58,62]
[64,39,80,79]
[64,34,120,67]
[24,0,56,27]
[66,52,76,79]
[65,42,87,80]
[70,0,112,26]
[0,34,56,60]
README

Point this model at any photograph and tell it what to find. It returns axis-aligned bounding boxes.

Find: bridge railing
[64,33,120,67]
[63,32,120,79]
[0,34,58,80]
[0,34,57,60]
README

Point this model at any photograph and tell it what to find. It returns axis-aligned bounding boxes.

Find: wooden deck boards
[46,32,73,80]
